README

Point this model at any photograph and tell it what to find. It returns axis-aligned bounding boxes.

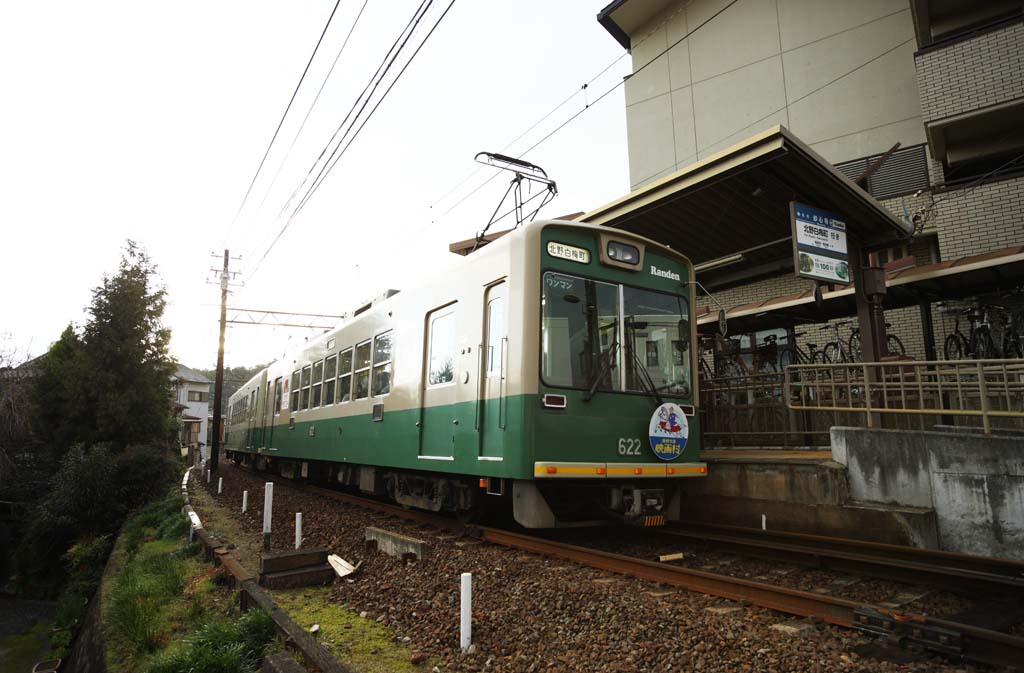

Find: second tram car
[225,219,706,527]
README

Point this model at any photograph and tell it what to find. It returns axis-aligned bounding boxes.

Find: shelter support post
[919,299,937,361]
[850,240,883,427]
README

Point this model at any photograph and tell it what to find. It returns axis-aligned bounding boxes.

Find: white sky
[1,0,630,369]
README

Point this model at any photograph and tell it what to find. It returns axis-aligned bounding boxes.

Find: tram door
[266,377,282,450]
[479,282,506,459]
[420,303,458,459]
[259,378,272,449]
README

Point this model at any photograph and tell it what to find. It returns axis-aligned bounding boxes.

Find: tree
[32,325,88,452]
[80,241,176,449]
[198,364,267,412]
[33,241,176,451]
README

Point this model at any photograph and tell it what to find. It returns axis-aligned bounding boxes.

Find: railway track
[249,470,1024,668]
[655,522,1024,598]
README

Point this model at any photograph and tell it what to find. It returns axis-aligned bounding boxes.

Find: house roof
[174,364,211,385]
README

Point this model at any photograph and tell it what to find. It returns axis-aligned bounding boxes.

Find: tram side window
[273,378,282,416]
[372,331,393,396]
[428,308,456,386]
[300,365,312,410]
[354,341,372,399]
[324,355,337,405]
[338,349,353,403]
[312,359,324,408]
[290,371,300,411]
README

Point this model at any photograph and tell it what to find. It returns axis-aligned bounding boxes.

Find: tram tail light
[546,466,558,474]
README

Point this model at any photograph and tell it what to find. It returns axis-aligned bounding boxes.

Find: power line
[222,0,344,249]
[255,0,372,214]
[422,0,742,234]
[243,0,434,266]
[693,37,915,157]
[293,0,459,219]
[249,0,457,281]
[430,52,628,213]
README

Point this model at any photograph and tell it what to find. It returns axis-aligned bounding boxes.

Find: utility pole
[208,251,242,472]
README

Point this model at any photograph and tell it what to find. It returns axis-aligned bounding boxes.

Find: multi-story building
[596,0,1024,360]
[171,365,211,457]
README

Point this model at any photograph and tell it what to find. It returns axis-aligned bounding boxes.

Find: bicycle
[717,334,780,379]
[944,303,999,360]
[821,321,857,363]
[777,333,828,369]
[999,309,1023,359]
[848,322,906,360]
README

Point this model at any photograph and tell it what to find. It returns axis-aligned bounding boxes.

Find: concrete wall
[63,588,105,673]
[831,426,1024,558]
[915,20,1024,123]
[623,0,923,189]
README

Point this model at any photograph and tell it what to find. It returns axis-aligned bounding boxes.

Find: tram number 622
[617,438,642,456]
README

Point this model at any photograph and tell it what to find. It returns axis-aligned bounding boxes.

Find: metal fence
[783,359,1024,435]
[699,371,836,447]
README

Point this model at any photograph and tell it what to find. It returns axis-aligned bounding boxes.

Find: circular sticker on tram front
[648,402,688,461]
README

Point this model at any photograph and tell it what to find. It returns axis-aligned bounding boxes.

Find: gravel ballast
[192,464,983,673]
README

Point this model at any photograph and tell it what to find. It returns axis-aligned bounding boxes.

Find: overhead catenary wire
[255,0,373,213]
[402,0,743,249]
[429,51,628,213]
[242,0,434,267]
[222,0,344,250]
[247,0,456,281]
[292,0,460,219]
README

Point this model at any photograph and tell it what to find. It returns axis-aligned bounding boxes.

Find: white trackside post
[762,514,767,530]
[206,469,211,484]
[217,477,223,495]
[263,482,273,551]
[295,512,302,550]
[242,490,248,513]
[460,572,472,651]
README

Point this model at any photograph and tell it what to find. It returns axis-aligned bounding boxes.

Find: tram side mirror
[676,319,690,351]
[717,309,728,337]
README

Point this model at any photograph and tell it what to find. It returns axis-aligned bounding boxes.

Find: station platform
[699,449,832,464]
[685,428,1022,558]
[684,441,937,549]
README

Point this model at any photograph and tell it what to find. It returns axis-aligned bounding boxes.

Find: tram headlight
[607,241,640,265]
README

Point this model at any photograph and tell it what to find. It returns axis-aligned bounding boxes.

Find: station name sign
[790,202,850,285]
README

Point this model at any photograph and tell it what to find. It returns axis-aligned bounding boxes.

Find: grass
[142,609,275,673]
[271,586,419,673]
[0,619,54,672]
[102,489,277,673]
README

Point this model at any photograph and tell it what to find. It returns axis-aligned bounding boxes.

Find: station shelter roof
[580,126,913,285]
[694,245,1024,335]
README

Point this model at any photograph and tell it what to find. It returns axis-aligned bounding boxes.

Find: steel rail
[238,468,1024,667]
[656,523,1024,596]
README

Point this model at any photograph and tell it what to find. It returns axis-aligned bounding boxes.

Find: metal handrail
[784,359,1024,434]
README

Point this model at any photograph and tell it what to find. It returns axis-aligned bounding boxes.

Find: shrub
[107,565,160,653]
[142,611,275,673]
[236,608,276,660]
[15,443,176,594]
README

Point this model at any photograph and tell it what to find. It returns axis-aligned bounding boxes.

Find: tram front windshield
[541,271,691,398]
